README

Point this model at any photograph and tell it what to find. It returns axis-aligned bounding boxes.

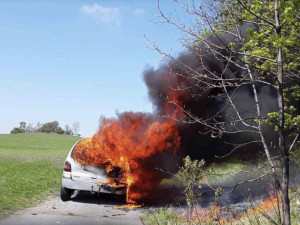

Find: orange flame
[180,205,227,224]
[248,191,281,215]
[164,89,190,118]
[179,191,281,224]
[72,113,181,204]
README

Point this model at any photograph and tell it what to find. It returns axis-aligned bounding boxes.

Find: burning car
[60,140,126,201]
[62,113,181,205]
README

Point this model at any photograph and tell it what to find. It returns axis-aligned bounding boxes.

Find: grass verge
[0,133,80,219]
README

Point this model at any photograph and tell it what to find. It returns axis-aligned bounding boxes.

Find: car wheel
[60,186,72,201]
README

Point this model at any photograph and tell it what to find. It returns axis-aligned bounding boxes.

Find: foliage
[217,0,300,138]
[177,156,205,206]
[290,146,300,164]
[38,121,61,133]
[239,0,299,137]
[10,127,23,134]
[242,1,300,71]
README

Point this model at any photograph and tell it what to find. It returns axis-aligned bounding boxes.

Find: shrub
[10,127,23,134]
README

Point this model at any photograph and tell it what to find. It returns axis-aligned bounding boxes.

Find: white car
[61,140,126,201]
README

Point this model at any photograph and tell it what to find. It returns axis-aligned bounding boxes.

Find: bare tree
[149,0,300,224]
[64,125,73,136]
[25,123,33,132]
[72,121,80,136]
[36,122,42,131]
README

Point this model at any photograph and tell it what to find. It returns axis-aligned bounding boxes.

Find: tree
[19,122,26,132]
[25,123,34,132]
[36,122,42,131]
[38,121,65,134]
[54,127,64,135]
[64,125,74,136]
[72,121,80,136]
[152,0,299,224]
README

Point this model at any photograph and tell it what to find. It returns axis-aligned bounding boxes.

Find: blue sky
[0,0,189,137]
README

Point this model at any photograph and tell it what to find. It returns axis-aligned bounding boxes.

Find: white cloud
[80,4,121,26]
[134,8,145,16]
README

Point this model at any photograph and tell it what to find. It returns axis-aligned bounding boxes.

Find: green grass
[160,156,247,186]
[0,133,80,219]
[140,208,186,225]
[202,156,246,182]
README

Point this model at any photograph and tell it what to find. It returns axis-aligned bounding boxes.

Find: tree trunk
[274,0,290,224]
[277,52,290,225]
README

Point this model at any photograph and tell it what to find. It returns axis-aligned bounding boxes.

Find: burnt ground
[144,165,300,206]
[143,165,300,219]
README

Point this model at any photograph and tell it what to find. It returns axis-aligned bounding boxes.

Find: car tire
[60,186,72,201]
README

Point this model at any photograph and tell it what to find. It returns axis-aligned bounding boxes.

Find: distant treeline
[10,121,80,136]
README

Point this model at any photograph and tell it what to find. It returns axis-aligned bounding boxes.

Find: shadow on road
[71,192,126,206]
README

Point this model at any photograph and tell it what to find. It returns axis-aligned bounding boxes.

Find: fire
[71,75,189,207]
[179,191,282,224]
[165,89,190,118]
[72,112,181,204]
[248,191,281,215]
[180,205,228,225]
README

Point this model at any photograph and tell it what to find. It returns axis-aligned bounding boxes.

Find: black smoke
[143,32,280,161]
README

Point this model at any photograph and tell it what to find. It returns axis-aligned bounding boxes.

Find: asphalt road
[0,193,146,225]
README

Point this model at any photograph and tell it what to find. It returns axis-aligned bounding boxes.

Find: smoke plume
[143,34,279,160]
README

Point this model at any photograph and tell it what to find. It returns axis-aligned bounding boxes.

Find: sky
[0,0,191,137]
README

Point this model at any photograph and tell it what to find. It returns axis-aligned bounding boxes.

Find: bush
[54,127,64,135]
[10,128,23,134]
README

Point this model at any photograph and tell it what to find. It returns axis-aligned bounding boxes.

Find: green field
[0,133,80,219]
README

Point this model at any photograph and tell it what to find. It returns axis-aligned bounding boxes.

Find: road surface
[0,193,146,225]
[0,183,186,225]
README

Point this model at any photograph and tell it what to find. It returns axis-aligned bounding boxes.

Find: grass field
[0,133,80,219]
